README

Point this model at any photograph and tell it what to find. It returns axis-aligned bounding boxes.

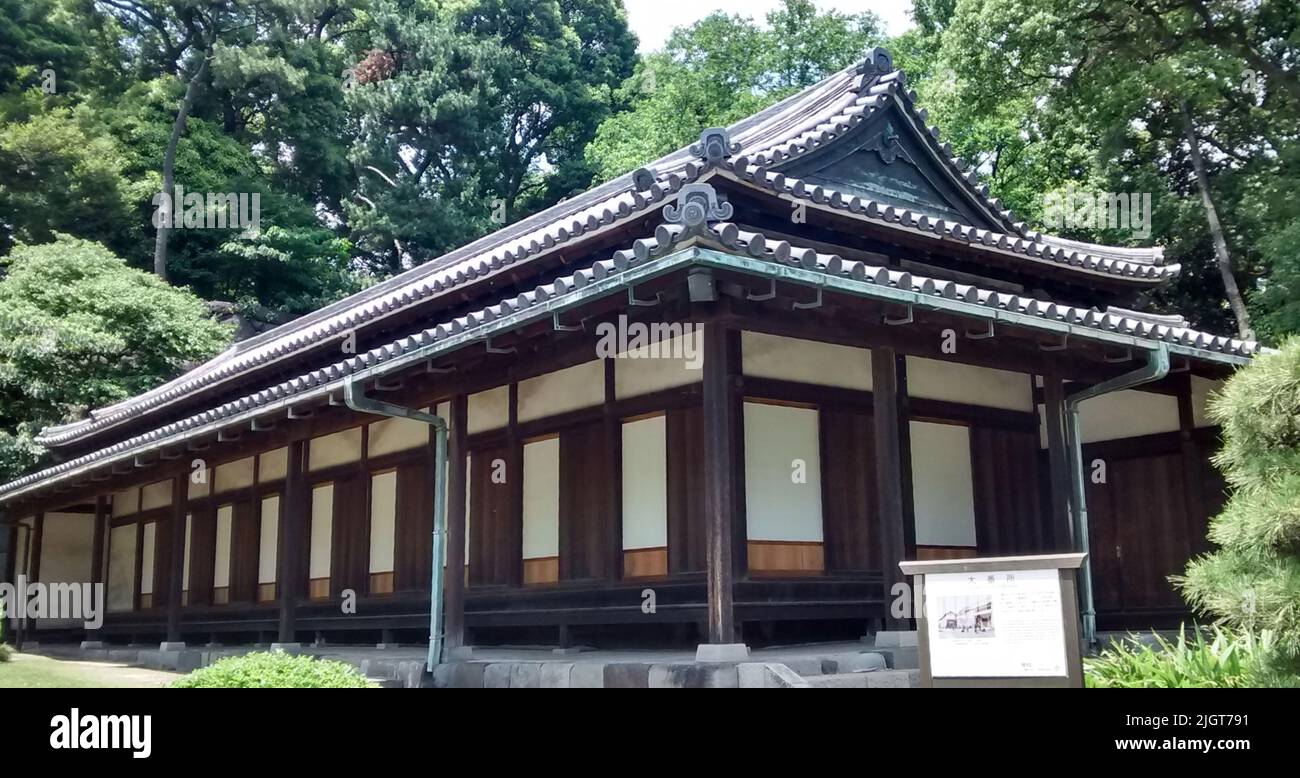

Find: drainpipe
[1063,343,1170,648]
[343,380,448,673]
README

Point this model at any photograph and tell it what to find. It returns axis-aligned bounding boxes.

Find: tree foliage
[0,235,231,479]
[585,0,882,181]
[1178,338,1300,665]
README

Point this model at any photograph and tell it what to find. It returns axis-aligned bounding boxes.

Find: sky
[624,0,916,52]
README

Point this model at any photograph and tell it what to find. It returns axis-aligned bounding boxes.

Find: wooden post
[703,324,742,644]
[444,394,468,652]
[1043,375,1073,551]
[165,475,186,643]
[506,383,524,588]
[1176,375,1208,553]
[604,358,624,581]
[277,440,306,644]
[873,347,916,629]
[90,496,107,586]
[29,512,44,583]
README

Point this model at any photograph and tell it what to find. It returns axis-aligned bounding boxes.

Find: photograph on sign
[924,569,1066,678]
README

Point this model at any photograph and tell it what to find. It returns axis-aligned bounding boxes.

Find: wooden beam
[703,324,743,643]
[277,440,306,643]
[444,394,468,652]
[872,347,916,629]
[90,496,107,586]
[1042,375,1073,551]
[165,475,186,642]
[29,512,44,583]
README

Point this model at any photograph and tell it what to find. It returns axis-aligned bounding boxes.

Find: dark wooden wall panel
[394,459,434,592]
[970,425,1045,555]
[186,504,216,606]
[1087,447,1206,615]
[330,475,368,597]
[666,405,706,573]
[819,407,877,572]
[152,518,173,608]
[469,444,520,586]
[559,422,614,581]
[229,499,259,603]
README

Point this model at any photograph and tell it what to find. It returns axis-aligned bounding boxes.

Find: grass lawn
[0,652,180,688]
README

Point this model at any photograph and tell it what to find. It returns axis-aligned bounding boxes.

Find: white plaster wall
[369,471,397,574]
[259,496,279,584]
[106,524,136,611]
[139,522,156,595]
[518,361,605,423]
[622,416,668,550]
[368,416,428,457]
[910,421,978,547]
[906,357,1034,412]
[309,484,334,579]
[309,428,363,471]
[522,438,560,559]
[614,328,704,399]
[213,505,233,589]
[259,447,288,482]
[37,511,94,584]
[182,514,192,591]
[1192,376,1225,428]
[742,331,872,391]
[743,402,823,542]
[188,471,209,500]
[468,386,510,434]
[215,457,255,493]
[111,487,138,517]
[1079,389,1180,443]
[140,480,172,511]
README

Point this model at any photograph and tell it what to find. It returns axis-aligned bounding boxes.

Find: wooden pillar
[604,358,624,581]
[873,347,916,629]
[28,512,44,583]
[703,324,743,643]
[1176,375,1208,553]
[1042,375,1073,551]
[506,383,524,587]
[165,475,186,642]
[90,496,107,585]
[277,440,306,643]
[444,394,468,652]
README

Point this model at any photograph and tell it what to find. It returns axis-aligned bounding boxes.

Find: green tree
[0,235,232,480]
[1178,338,1300,667]
[344,0,637,273]
[585,0,882,181]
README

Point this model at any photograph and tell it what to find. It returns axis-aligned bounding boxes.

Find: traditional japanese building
[0,48,1257,659]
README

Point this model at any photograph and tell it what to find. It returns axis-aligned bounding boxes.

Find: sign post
[899,553,1087,688]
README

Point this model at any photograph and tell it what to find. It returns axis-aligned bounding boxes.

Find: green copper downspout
[343,380,448,672]
[1063,343,1170,648]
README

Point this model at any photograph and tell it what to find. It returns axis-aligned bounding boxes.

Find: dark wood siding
[330,475,368,597]
[969,425,1046,555]
[819,407,877,572]
[469,444,520,586]
[393,459,434,592]
[559,421,615,581]
[665,405,706,573]
[1087,447,1201,616]
[228,499,259,603]
[186,504,216,606]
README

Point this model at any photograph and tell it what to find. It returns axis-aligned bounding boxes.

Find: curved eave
[1,220,1257,507]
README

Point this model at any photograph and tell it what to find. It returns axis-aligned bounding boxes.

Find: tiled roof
[0,213,1258,504]
[36,47,1176,448]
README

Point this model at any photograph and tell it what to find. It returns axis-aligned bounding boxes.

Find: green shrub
[171,651,375,688]
[1176,337,1300,664]
[0,642,11,663]
[1085,627,1282,688]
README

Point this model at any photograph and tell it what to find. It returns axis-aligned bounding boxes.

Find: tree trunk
[153,54,211,281]
[1180,101,1253,340]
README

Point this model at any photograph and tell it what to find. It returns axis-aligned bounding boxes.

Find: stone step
[803,669,919,688]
